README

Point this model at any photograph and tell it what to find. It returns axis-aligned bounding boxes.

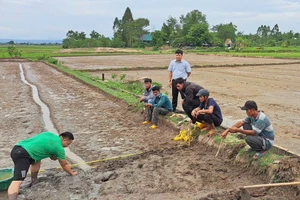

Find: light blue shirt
[168,59,191,80]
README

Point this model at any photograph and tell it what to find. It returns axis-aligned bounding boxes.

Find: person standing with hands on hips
[168,49,191,112]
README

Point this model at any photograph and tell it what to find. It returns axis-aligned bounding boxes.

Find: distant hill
[0,39,63,44]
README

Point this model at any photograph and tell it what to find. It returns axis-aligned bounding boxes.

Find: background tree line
[63,7,300,49]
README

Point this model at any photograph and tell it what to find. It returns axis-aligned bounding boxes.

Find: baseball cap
[241,100,258,110]
[196,89,209,97]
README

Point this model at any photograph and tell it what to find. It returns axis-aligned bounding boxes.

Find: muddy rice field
[0,54,300,200]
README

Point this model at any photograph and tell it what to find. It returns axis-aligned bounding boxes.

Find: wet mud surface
[0,59,299,200]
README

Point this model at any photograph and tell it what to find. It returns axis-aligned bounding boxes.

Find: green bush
[48,57,58,64]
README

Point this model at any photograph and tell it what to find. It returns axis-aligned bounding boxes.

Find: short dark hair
[152,86,160,92]
[175,49,183,55]
[174,77,185,85]
[144,78,152,83]
[60,132,74,140]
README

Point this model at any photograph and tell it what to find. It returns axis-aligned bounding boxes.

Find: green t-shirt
[17,132,66,162]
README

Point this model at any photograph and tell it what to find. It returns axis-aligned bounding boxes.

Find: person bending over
[175,77,203,124]
[8,132,77,200]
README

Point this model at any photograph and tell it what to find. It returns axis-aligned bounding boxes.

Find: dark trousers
[194,113,222,126]
[171,80,184,111]
[183,103,199,123]
[243,123,272,152]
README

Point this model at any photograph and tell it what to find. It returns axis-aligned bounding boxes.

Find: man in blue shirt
[168,49,191,112]
[142,86,173,129]
[221,101,275,160]
[192,89,223,136]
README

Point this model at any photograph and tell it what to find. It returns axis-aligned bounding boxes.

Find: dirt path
[56,54,300,70]
[0,61,298,200]
[0,62,43,169]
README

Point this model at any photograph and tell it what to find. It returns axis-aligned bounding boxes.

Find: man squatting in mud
[8,132,77,200]
[174,77,204,124]
[221,101,275,160]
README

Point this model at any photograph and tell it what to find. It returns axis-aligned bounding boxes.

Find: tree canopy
[62,7,300,49]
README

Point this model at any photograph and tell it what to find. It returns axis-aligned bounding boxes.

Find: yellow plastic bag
[174,130,187,141]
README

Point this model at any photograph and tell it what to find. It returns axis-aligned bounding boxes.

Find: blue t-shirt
[199,98,223,121]
[168,59,191,80]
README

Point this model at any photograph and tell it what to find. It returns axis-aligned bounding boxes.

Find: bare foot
[207,129,217,137]
[201,127,211,131]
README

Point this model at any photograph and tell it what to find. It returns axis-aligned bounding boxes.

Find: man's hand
[221,129,229,139]
[168,81,172,88]
[191,109,198,117]
[71,171,78,176]
[191,109,195,117]
[195,110,201,117]
[50,155,57,160]
[139,97,144,103]
[144,103,152,107]
[182,99,184,105]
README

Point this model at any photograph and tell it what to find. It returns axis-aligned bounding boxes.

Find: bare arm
[221,121,244,139]
[59,160,77,176]
[197,105,214,114]
[222,121,256,139]
[191,107,200,117]
[168,71,173,88]
[187,72,191,77]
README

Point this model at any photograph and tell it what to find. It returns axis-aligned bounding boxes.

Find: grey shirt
[143,86,155,101]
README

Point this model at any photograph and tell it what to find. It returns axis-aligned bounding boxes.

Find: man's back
[17,132,65,162]
[182,82,203,106]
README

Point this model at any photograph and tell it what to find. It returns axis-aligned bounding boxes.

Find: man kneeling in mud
[8,132,78,200]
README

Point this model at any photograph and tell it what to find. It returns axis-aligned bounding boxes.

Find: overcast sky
[0,0,300,40]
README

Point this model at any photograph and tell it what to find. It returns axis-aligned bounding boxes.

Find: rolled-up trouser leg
[152,107,169,125]
[245,135,264,152]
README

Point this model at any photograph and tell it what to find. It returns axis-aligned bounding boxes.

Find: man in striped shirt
[221,100,274,160]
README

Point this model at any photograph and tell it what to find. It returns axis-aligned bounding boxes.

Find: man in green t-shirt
[8,132,78,200]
